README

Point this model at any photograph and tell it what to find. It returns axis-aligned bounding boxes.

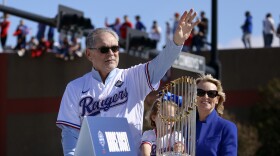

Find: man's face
[86,32,119,77]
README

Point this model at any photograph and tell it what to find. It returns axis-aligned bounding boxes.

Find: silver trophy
[156,76,197,156]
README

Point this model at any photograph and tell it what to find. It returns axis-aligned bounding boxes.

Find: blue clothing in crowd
[135,21,146,32]
[36,23,46,40]
[196,109,238,156]
[242,15,253,33]
[47,26,55,41]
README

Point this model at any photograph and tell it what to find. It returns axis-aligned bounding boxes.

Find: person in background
[182,29,195,52]
[165,21,172,45]
[120,15,133,40]
[47,26,55,49]
[173,12,180,34]
[197,11,208,38]
[149,20,161,48]
[119,15,133,48]
[36,23,46,41]
[68,37,82,60]
[27,36,39,58]
[105,17,121,36]
[0,13,10,50]
[196,11,209,52]
[241,11,253,48]
[36,37,50,57]
[56,9,200,156]
[135,15,146,32]
[13,19,29,56]
[57,36,70,61]
[263,13,275,48]
[195,74,238,156]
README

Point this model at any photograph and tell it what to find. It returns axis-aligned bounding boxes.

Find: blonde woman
[195,74,237,156]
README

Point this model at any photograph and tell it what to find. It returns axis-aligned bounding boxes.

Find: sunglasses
[197,89,218,98]
[90,45,119,54]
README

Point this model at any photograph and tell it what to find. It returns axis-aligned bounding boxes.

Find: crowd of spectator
[104,12,209,53]
[182,11,210,52]
[103,11,280,51]
[0,11,280,59]
[241,11,280,49]
[0,14,83,61]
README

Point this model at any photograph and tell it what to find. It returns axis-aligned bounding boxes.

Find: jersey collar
[91,68,119,85]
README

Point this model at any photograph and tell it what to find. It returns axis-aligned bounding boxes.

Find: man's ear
[86,49,92,61]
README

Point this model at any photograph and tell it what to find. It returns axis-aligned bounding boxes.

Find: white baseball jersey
[56,38,182,156]
[141,129,184,155]
[56,62,159,151]
[141,129,157,156]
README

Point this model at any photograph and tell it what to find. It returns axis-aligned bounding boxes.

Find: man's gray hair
[86,28,119,48]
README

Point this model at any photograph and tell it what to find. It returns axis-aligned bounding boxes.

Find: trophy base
[162,152,188,156]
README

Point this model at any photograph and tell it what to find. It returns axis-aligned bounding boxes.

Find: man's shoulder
[68,72,92,87]
[123,63,146,71]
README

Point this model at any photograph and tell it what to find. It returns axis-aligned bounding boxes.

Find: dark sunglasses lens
[197,89,218,98]
[99,46,119,53]
[207,91,218,98]
[100,47,110,53]
[111,46,119,52]
[197,89,205,97]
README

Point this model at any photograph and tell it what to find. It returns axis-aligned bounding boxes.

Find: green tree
[252,78,280,156]
[223,111,260,156]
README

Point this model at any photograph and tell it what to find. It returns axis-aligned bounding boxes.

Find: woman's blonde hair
[196,74,226,116]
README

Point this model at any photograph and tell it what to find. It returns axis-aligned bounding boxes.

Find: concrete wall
[211,48,280,90]
[200,48,280,109]
[0,47,280,155]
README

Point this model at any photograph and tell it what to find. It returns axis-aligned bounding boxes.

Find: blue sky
[1,0,279,51]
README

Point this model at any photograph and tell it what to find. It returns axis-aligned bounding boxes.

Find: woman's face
[196,81,219,115]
